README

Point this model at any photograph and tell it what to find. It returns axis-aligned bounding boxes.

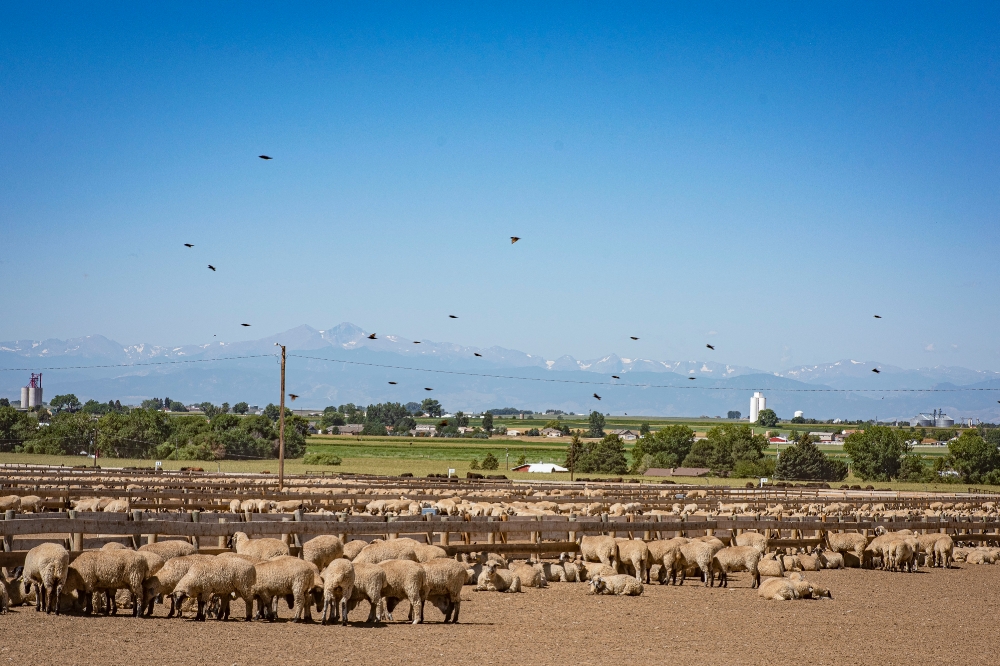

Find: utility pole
[275,343,286,490]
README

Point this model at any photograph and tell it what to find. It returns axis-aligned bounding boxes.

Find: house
[643,467,711,478]
[457,426,474,434]
[306,424,319,435]
[506,429,522,437]
[413,424,437,437]
[329,424,363,436]
[768,437,789,444]
[608,429,640,441]
[808,432,835,443]
[540,427,563,438]
[511,462,569,473]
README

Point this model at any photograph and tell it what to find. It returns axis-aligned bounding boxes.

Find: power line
[288,353,1000,394]
[0,354,277,372]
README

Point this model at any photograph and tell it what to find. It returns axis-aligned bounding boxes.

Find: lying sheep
[233,532,290,560]
[22,543,69,614]
[378,559,427,624]
[421,558,467,623]
[614,539,649,582]
[758,577,811,601]
[303,535,344,572]
[253,556,318,622]
[321,559,354,625]
[142,554,215,617]
[510,561,547,588]
[173,556,257,622]
[139,540,196,561]
[475,562,521,593]
[588,574,643,596]
[711,546,762,589]
[578,561,618,581]
[757,554,785,579]
[817,550,844,570]
[64,549,149,617]
[579,535,618,569]
[344,562,385,624]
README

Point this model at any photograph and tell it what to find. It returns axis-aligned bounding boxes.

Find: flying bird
[510,236,520,244]
[872,368,881,374]
[449,315,458,319]
[368,333,377,339]
[388,381,397,385]
[413,341,421,344]
[208,265,216,271]
[241,323,251,327]
[874,315,882,319]
[630,336,639,341]
[474,353,482,357]
[183,243,194,248]
[688,377,696,380]
[424,387,433,391]
[259,155,272,160]
[612,375,620,379]
[288,394,299,401]
[706,344,715,350]
[593,393,602,400]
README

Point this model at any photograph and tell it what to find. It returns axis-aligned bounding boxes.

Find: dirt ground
[2,565,997,666]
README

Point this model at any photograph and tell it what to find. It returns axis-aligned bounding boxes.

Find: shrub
[481,452,500,470]
[469,458,480,470]
[303,452,342,466]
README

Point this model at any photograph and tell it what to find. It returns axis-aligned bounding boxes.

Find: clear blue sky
[2,3,998,372]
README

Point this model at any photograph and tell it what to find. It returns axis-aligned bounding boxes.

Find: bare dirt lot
[3,565,998,666]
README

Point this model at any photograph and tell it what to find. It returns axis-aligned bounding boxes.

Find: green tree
[420,399,442,417]
[482,412,494,433]
[727,411,741,420]
[774,433,847,481]
[588,411,605,438]
[454,411,469,427]
[565,432,584,478]
[946,431,1000,484]
[233,402,249,415]
[82,399,111,415]
[756,409,779,427]
[897,454,932,482]
[481,452,499,470]
[141,398,164,410]
[220,402,230,414]
[361,420,387,436]
[631,425,695,472]
[320,410,346,429]
[0,405,38,448]
[263,403,294,422]
[168,401,188,412]
[21,411,92,455]
[639,422,651,436]
[683,424,768,476]
[199,402,219,420]
[843,425,909,481]
[576,434,628,475]
[97,408,172,458]
[50,394,82,413]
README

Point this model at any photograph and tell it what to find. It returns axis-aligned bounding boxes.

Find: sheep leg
[195,599,207,621]
[411,594,423,625]
[340,597,348,626]
[450,598,461,624]
[243,594,254,622]
[34,583,43,612]
[53,582,64,616]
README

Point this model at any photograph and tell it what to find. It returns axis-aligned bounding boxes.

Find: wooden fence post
[293,509,303,550]
[487,517,495,545]
[281,516,291,546]
[388,516,398,541]
[568,515,576,545]
[68,509,83,552]
[439,516,450,547]
[2,510,13,552]
[130,510,142,549]
[191,510,200,550]
[218,517,228,549]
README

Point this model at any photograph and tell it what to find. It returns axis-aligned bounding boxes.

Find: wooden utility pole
[276,343,286,490]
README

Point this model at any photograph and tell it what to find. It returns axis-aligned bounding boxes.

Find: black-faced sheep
[321,559,355,626]
[22,543,69,614]
[378,559,427,624]
[420,558,467,623]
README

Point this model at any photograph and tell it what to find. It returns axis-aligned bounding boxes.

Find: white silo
[750,392,766,423]
[794,410,804,419]
[20,386,29,409]
[23,373,42,408]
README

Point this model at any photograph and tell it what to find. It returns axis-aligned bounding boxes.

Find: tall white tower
[750,392,766,423]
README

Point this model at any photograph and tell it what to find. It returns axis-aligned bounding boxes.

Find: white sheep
[321,559,355,625]
[614,539,649,582]
[711,546,762,588]
[344,562,385,624]
[303,535,344,571]
[421,558,467,623]
[233,531,290,560]
[173,556,257,621]
[139,540,197,561]
[475,561,521,593]
[252,555,318,622]
[676,541,714,586]
[342,539,369,560]
[22,543,69,614]
[588,574,643,596]
[378,559,427,624]
[579,535,618,569]
[141,554,215,617]
[353,539,419,565]
[63,549,149,617]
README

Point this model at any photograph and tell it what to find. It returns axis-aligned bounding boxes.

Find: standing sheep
[303,535,344,571]
[252,556,318,622]
[63,549,149,617]
[233,532,290,560]
[821,530,868,567]
[421,558,467,623]
[676,541,714,586]
[342,540,369,561]
[142,554,215,617]
[378,559,427,624]
[711,546,762,589]
[22,543,69,614]
[344,562,385,624]
[353,539,419,565]
[173,556,257,622]
[614,539,649,582]
[321,559,355,626]
[579,535,618,569]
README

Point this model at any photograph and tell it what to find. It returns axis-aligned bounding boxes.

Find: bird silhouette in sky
[388,381,397,385]
[413,341,421,344]
[688,377,696,380]
[368,333,377,339]
[612,375,620,379]
[511,236,520,244]
[630,336,639,340]
[706,344,715,350]
[240,323,251,327]
[593,393,602,400]
[208,265,216,271]
[183,243,194,248]
[474,353,482,357]
[288,394,299,401]
[424,387,433,391]
[449,315,458,319]
[874,315,882,319]
[872,368,881,374]
[259,155,272,160]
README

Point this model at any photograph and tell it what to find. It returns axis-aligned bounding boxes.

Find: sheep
[172,556,257,622]
[139,540,197,561]
[647,538,687,584]
[421,558,467,623]
[101,542,128,550]
[757,554,785,578]
[413,543,448,562]
[18,495,43,513]
[758,577,810,601]
[252,556,318,622]
[796,552,822,572]
[103,499,130,513]
[353,539,419,565]
[734,532,769,553]
[577,561,618,581]
[614,539,649,582]
[22,543,69,614]
[510,561,547,588]
[321,559,354,625]
[588,574,643,596]
[64,549,149,617]
[342,540,369,561]
[817,550,845,570]
[711,546,762,588]
[821,530,868,567]
[0,495,20,512]
[0,574,8,614]
[344,562,385,624]
[378,559,427,624]
[141,554,215,617]
[933,535,955,568]
[533,555,576,583]
[229,499,242,513]
[475,562,521,593]
[578,535,618,569]
[676,541,714,586]
[303,535,345,572]
[885,539,915,572]
[233,532,290,560]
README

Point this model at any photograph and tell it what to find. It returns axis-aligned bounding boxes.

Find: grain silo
[750,392,766,423]
[934,409,954,428]
[22,373,42,408]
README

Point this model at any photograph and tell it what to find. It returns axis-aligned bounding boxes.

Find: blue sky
[2,3,999,371]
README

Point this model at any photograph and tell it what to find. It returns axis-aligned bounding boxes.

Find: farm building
[511,462,569,473]
[643,467,711,477]
[607,429,640,441]
[540,427,563,437]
